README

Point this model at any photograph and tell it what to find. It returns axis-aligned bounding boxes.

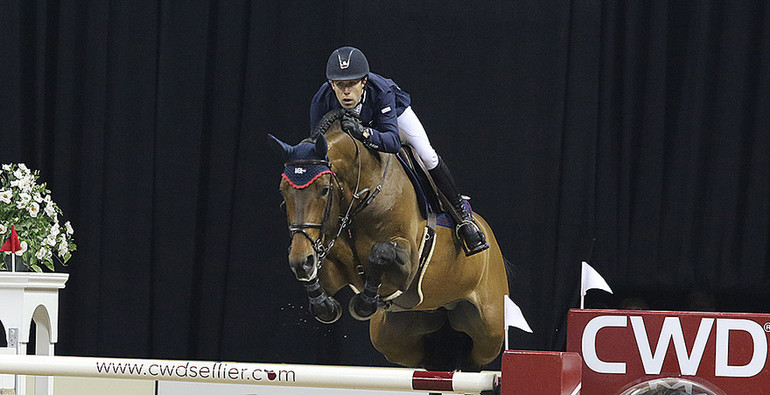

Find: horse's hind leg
[421,318,474,371]
[447,300,505,371]
[369,310,446,368]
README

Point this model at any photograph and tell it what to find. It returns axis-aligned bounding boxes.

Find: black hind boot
[429,158,489,256]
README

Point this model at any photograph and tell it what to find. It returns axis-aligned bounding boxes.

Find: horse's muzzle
[290,253,318,282]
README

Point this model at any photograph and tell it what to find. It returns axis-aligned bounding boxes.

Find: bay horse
[269,109,509,371]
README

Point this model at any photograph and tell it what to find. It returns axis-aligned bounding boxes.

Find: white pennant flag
[580,261,613,308]
[504,294,533,350]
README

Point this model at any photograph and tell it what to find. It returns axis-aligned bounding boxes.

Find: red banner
[567,309,770,395]
[1,224,21,253]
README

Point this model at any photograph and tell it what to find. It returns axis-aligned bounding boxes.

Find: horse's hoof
[348,294,377,321]
[310,297,342,324]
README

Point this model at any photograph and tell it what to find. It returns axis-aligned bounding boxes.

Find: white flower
[10,170,33,192]
[20,177,33,192]
[15,241,28,256]
[65,221,74,235]
[28,202,40,217]
[58,241,69,257]
[16,192,31,209]
[0,190,11,204]
[2,163,76,271]
[35,247,52,260]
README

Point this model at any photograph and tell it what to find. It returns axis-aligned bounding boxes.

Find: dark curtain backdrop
[1,1,768,368]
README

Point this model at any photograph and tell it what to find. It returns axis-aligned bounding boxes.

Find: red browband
[282,170,333,189]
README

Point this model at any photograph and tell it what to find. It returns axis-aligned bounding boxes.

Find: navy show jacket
[310,72,411,153]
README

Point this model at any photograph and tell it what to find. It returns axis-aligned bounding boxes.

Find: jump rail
[0,355,499,394]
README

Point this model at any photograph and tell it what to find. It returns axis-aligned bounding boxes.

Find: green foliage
[0,163,76,272]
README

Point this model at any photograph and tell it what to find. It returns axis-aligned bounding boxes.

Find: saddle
[395,147,451,224]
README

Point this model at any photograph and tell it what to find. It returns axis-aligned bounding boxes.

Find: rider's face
[330,78,366,109]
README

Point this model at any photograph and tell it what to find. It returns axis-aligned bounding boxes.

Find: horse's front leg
[305,277,342,324]
[305,257,348,324]
[349,240,408,320]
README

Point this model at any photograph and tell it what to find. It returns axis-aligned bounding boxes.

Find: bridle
[285,134,391,274]
[284,158,340,266]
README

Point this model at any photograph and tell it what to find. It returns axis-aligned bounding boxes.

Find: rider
[310,46,489,256]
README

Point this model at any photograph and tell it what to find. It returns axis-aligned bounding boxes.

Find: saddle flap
[396,147,462,229]
[396,147,442,218]
[384,219,437,311]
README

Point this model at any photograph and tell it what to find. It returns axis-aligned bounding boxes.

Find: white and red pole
[0,355,498,394]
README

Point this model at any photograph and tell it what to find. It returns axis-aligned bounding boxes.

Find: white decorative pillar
[0,272,69,395]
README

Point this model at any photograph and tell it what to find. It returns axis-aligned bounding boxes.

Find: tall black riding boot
[429,158,489,256]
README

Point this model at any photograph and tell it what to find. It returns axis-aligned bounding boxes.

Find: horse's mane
[310,108,357,140]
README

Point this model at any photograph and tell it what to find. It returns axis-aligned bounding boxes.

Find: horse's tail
[503,255,522,297]
[503,255,516,281]
[310,108,357,139]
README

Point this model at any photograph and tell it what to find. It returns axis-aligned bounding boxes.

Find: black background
[1,1,769,369]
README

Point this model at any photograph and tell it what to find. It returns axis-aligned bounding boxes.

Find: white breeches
[397,106,439,170]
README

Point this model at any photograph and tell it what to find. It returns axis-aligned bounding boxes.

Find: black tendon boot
[429,158,489,256]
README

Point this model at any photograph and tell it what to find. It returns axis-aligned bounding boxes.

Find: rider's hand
[341,115,369,141]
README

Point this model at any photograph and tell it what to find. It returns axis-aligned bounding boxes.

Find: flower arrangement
[0,163,76,272]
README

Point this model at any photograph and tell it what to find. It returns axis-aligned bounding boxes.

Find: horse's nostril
[289,255,316,281]
[304,255,315,270]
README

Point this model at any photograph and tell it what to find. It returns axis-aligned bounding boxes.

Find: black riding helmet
[326,46,369,81]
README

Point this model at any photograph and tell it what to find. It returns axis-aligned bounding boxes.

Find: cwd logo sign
[567,309,770,395]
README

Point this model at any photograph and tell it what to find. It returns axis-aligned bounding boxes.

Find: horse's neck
[327,129,388,197]
[325,128,424,289]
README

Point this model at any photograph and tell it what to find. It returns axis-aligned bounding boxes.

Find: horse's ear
[314,134,328,158]
[267,134,293,162]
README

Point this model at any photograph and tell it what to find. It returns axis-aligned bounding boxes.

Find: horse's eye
[321,186,330,196]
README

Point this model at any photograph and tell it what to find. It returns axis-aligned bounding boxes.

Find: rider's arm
[362,88,402,153]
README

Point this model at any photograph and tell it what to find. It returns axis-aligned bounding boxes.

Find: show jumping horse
[269,109,509,371]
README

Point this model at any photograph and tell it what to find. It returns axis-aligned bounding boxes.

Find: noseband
[285,135,391,274]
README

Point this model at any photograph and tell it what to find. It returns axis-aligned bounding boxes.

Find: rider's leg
[396,107,439,169]
[428,158,489,255]
[397,107,489,256]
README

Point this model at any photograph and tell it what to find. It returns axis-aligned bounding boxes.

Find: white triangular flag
[504,294,533,350]
[580,261,613,308]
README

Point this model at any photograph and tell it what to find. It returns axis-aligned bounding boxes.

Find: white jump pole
[0,355,498,394]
